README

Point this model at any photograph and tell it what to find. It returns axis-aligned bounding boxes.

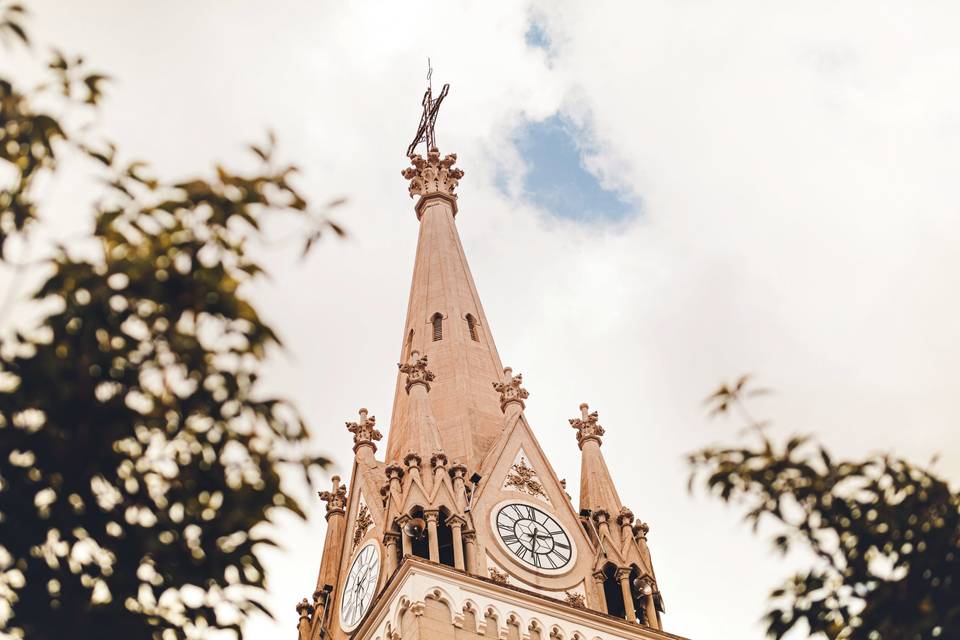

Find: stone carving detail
[318,476,347,516]
[402,148,464,201]
[296,597,314,619]
[503,456,546,499]
[488,567,509,584]
[430,449,448,469]
[633,519,650,540]
[353,504,373,549]
[569,403,605,448]
[346,408,382,450]
[617,506,635,527]
[492,367,529,412]
[562,591,586,608]
[398,350,435,393]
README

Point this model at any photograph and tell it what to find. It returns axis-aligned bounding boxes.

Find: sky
[5,1,960,638]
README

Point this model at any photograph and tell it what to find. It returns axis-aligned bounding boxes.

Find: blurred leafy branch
[690,375,960,640]
[0,4,343,639]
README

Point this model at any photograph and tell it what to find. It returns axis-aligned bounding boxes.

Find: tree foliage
[0,5,341,638]
[690,375,960,640]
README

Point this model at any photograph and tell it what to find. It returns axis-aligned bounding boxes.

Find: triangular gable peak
[500,448,551,506]
[470,412,599,591]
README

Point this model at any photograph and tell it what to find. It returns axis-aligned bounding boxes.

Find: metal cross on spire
[406,59,450,157]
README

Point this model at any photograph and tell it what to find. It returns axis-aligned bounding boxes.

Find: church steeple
[295,83,681,640]
[386,148,506,470]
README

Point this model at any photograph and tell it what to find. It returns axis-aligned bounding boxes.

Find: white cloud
[11,0,960,638]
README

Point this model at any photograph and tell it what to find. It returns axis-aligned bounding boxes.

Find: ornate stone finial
[492,367,529,412]
[346,407,382,452]
[617,506,635,528]
[385,461,405,481]
[403,450,423,469]
[398,350,435,393]
[569,403,605,448]
[633,519,650,541]
[449,462,468,480]
[591,509,611,528]
[296,597,314,620]
[430,449,448,469]
[318,476,347,518]
[402,149,464,211]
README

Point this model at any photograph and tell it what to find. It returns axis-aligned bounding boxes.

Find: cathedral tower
[296,85,682,640]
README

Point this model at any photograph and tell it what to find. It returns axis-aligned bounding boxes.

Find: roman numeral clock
[491,500,575,574]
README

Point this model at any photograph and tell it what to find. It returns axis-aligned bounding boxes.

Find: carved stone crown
[492,367,529,412]
[399,350,435,393]
[346,407,382,452]
[402,148,464,217]
[318,476,347,518]
[569,403,605,448]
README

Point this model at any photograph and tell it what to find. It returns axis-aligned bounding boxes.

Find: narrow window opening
[431,313,443,341]
[603,564,626,619]
[404,329,414,359]
[465,314,479,342]
[436,511,455,568]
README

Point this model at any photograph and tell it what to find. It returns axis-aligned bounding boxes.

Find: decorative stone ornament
[296,597,314,619]
[346,408,382,452]
[492,367,529,412]
[353,504,373,549]
[318,476,347,518]
[563,591,586,608]
[398,350,435,393]
[402,148,464,215]
[488,567,509,584]
[503,455,547,500]
[633,519,650,541]
[569,403,605,448]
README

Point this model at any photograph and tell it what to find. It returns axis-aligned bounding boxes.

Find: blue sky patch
[525,20,551,51]
[506,115,636,223]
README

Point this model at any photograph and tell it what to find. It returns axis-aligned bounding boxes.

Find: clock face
[339,540,381,631]
[493,501,574,573]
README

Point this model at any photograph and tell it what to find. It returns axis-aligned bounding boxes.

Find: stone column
[314,476,347,599]
[616,568,637,622]
[448,516,466,571]
[398,516,413,557]
[296,598,313,640]
[425,510,440,562]
[592,572,608,614]
[384,532,400,575]
[646,596,660,630]
[463,530,478,574]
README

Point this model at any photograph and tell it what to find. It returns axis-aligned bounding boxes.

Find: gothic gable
[469,413,598,593]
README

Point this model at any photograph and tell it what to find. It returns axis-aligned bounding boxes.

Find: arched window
[405,329,414,359]
[602,564,626,619]
[465,314,479,342]
[431,313,443,341]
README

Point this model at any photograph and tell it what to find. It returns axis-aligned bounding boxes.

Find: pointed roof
[386,150,506,470]
[569,403,624,516]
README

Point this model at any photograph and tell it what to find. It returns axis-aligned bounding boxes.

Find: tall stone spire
[386,148,506,471]
[569,403,623,516]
